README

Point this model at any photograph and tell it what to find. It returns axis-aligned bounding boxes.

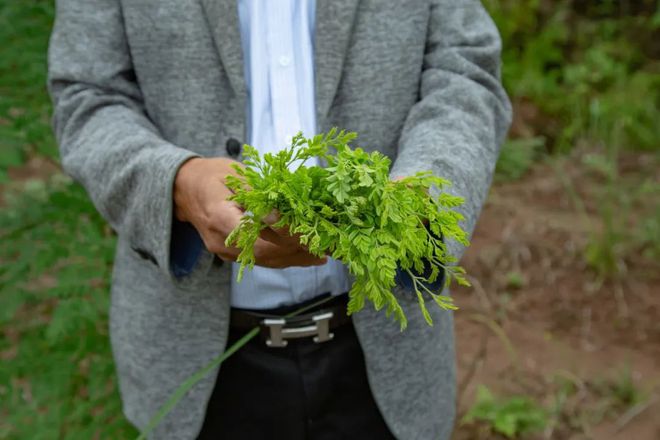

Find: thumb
[261,209,302,244]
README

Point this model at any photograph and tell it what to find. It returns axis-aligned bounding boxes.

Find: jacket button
[225,138,241,157]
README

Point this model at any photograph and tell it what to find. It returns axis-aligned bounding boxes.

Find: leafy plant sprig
[225,129,470,329]
[462,385,548,438]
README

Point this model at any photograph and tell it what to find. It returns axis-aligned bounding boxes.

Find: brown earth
[452,151,659,439]
[0,155,60,205]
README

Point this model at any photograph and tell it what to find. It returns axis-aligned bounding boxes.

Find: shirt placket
[266,0,302,154]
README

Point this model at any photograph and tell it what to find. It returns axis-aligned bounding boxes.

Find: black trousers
[197,294,396,440]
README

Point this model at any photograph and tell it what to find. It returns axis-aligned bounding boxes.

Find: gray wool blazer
[48,0,511,438]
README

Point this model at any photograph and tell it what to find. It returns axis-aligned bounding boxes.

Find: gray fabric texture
[47,0,511,439]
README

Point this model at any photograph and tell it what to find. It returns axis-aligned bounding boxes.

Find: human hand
[173,157,326,268]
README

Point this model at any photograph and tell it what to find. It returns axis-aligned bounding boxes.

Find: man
[48,0,511,439]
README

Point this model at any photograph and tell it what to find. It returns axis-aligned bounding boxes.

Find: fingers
[258,226,286,244]
[260,209,307,249]
[215,239,326,268]
[214,247,240,262]
[212,201,244,235]
[253,237,324,266]
[204,204,325,268]
[252,237,297,260]
[262,209,294,237]
[221,158,245,180]
[214,237,282,263]
[258,225,304,248]
[258,250,327,268]
[201,200,244,259]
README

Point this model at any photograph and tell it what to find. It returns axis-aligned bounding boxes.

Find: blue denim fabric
[170,219,204,278]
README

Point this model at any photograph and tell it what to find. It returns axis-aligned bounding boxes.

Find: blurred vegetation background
[1,1,658,439]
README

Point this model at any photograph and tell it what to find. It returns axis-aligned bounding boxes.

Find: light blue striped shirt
[231,0,350,309]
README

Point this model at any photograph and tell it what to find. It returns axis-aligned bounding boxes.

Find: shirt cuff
[170,219,205,278]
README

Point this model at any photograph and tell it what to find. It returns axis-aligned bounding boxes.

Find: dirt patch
[0,155,61,205]
[452,152,660,439]
[6,155,60,181]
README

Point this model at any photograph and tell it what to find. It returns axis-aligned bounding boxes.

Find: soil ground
[452,151,659,439]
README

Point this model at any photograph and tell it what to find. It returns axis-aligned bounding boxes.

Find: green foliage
[0,0,57,182]
[463,385,548,438]
[495,137,545,181]
[573,149,660,279]
[636,203,660,261]
[0,3,135,437]
[485,0,660,153]
[547,365,650,432]
[596,364,647,411]
[0,178,137,439]
[225,129,470,329]
[505,271,526,290]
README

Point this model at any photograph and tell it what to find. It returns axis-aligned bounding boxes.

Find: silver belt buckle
[262,312,334,348]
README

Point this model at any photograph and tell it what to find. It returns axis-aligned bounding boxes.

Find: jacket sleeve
[389,0,512,262]
[47,0,208,285]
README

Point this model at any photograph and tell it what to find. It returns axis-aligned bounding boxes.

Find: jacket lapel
[314,0,361,124]
[199,0,246,99]
[199,0,360,126]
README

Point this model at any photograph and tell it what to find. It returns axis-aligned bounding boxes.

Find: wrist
[173,157,204,223]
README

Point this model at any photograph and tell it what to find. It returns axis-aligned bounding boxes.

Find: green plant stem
[135,294,338,440]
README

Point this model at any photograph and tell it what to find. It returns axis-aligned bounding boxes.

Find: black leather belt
[230,293,351,348]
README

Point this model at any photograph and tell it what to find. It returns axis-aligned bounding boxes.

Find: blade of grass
[136,294,339,439]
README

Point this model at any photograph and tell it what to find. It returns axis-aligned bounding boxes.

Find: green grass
[0,1,137,437]
[0,178,138,439]
[0,0,58,182]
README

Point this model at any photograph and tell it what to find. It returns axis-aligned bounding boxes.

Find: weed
[495,137,545,182]
[505,271,526,290]
[545,366,651,436]
[554,147,659,281]
[597,364,646,411]
[462,385,547,438]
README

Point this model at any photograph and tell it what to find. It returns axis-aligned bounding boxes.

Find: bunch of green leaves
[462,386,548,438]
[225,129,469,330]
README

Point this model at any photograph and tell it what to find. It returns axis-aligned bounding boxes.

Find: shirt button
[278,55,291,67]
[225,138,242,156]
